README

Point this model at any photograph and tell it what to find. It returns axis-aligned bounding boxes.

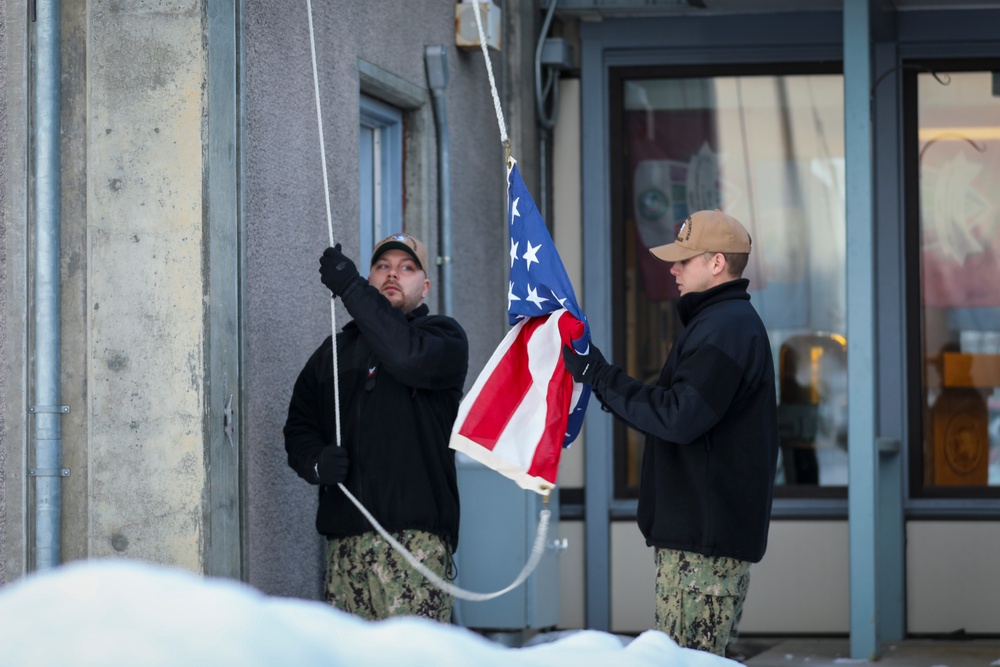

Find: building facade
[3,0,1000,654]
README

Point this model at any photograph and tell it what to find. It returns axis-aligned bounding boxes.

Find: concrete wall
[241,0,507,599]
[77,0,214,570]
[1,0,28,587]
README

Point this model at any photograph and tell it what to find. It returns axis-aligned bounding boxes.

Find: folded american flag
[449,159,591,494]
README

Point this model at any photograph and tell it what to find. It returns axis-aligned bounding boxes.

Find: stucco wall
[0,0,8,587]
[242,0,507,599]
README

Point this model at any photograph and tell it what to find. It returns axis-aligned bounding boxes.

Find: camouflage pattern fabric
[654,547,751,655]
[325,530,454,622]
[726,580,746,656]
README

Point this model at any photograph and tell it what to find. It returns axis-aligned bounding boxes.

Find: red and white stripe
[449,309,586,494]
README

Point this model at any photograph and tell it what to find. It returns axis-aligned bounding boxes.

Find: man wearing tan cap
[284,233,468,623]
[563,210,779,656]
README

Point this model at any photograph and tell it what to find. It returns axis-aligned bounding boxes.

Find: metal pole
[844,0,879,658]
[33,0,66,571]
[425,45,453,317]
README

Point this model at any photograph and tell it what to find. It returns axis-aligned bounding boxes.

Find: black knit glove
[315,445,349,485]
[562,343,608,385]
[319,244,360,297]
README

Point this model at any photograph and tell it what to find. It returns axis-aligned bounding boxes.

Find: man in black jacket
[284,233,468,622]
[563,210,779,655]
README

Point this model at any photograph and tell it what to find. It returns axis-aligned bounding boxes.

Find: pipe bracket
[29,468,70,477]
[29,405,70,414]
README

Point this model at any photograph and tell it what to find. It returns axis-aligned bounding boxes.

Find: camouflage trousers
[654,547,751,656]
[324,530,454,623]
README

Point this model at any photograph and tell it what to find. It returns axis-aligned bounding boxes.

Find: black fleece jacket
[283,276,468,550]
[588,279,778,563]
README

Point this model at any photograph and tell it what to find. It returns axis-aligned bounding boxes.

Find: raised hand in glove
[319,244,360,297]
[314,445,349,485]
[562,343,608,385]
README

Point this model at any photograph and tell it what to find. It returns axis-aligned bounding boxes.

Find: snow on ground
[0,559,737,667]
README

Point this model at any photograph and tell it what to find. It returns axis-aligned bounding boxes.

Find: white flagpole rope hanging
[341,483,550,602]
[303,0,549,602]
[305,0,343,452]
[471,1,509,154]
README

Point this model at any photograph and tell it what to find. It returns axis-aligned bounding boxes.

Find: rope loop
[339,483,551,602]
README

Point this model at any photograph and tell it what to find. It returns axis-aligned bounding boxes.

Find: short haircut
[722,252,749,277]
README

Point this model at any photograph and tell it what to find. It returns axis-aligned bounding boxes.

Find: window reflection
[618,72,847,496]
[918,70,1000,488]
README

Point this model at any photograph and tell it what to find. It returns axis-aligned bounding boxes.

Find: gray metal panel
[206,0,242,579]
[454,460,560,630]
[898,8,1000,44]
[578,12,842,53]
[542,0,842,16]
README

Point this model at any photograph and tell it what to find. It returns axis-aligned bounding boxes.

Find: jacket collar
[342,302,430,331]
[677,278,750,326]
[408,303,430,319]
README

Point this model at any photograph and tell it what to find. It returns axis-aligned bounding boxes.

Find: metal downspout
[425,46,453,317]
[32,0,66,571]
[534,0,560,228]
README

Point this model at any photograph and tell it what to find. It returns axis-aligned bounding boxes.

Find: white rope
[339,483,551,602]
[472,1,508,148]
[304,0,550,603]
[305,0,343,449]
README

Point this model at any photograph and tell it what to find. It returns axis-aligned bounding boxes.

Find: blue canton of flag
[506,159,591,447]
[507,162,585,327]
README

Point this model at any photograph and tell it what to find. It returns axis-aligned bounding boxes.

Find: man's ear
[711,252,728,276]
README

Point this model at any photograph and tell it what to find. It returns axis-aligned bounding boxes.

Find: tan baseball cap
[370,232,430,272]
[649,209,751,263]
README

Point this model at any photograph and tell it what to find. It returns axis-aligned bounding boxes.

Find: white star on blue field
[505,162,584,326]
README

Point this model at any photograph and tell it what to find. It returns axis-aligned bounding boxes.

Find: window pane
[918,70,1000,489]
[617,73,847,497]
[359,124,376,261]
[359,96,403,265]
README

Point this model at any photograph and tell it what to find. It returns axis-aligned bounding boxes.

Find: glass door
[913,65,1000,495]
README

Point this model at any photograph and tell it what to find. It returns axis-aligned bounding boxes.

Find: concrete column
[78,0,239,573]
[2,0,31,586]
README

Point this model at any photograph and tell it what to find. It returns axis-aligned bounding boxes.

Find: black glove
[315,445,349,485]
[562,343,608,385]
[319,244,360,297]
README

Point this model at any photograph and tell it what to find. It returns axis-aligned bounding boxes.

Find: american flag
[449,159,591,495]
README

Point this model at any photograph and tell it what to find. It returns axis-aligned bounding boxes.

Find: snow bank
[0,559,736,667]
